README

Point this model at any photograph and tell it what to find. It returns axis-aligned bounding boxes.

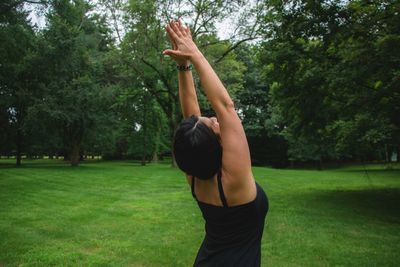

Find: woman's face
[199,116,220,137]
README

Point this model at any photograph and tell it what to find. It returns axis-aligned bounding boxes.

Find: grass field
[0,159,399,266]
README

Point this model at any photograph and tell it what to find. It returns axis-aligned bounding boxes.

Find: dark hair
[173,115,222,180]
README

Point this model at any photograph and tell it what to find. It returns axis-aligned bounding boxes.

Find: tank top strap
[217,171,228,207]
[191,176,197,199]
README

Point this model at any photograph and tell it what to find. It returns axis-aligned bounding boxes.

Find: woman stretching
[164,20,269,266]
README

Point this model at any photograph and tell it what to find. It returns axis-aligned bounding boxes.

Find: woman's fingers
[186,26,192,37]
[171,20,184,37]
[177,19,187,37]
[167,19,189,41]
[166,29,177,50]
[165,19,195,61]
[170,21,181,37]
[166,23,180,42]
[176,19,191,38]
[163,49,182,57]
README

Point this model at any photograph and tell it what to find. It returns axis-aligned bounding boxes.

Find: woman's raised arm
[164,21,253,184]
[166,21,200,119]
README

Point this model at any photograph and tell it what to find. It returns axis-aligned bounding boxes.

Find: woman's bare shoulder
[221,168,256,205]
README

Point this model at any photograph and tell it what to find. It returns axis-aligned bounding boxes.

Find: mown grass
[0,159,399,266]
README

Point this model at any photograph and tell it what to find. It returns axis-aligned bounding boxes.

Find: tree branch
[140,58,178,101]
[199,39,229,48]
[214,37,256,64]
[126,59,172,117]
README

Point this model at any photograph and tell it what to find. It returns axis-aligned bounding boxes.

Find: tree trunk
[385,144,390,163]
[151,116,161,163]
[397,145,400,162]
[63,150,70,161]
[171,135,177,167]
[141,92,149,166]
[141,153,146,166]
[152,152,158,162]
[317,158,323,170]
[169,112,180,168]
[141,128,147,164]
[16,128,22,167]
[70,143,80,167]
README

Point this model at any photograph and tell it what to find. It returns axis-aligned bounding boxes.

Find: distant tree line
[1,0,399,168]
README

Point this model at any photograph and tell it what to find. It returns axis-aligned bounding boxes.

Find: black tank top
[191,171,269,267]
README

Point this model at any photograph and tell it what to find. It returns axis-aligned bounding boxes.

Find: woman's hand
[163,20,200,65]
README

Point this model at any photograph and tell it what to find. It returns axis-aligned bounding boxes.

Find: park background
[1,0,399,266]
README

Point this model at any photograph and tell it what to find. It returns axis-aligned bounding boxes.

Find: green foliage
[234,43,289,167]
[201,36,246,98]
[28,0,118,165]
[1,0,399,167]
[120,0,180,162]
[192,34,247,114]
[258,0,400,164]
[120,0,251,164]
[0,1,39,163]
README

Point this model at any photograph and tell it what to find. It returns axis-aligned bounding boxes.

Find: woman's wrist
[176,59,190,66]
[189,50,203,63]
[177,64,193,71]
[190,50,204,65]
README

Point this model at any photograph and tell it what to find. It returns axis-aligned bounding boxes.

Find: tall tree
[34,0,114,166]
[258,0,400,166]
[119,0,260,165]
[0,0,39,165]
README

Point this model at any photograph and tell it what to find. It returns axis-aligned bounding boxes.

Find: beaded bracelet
[177,64,193,71]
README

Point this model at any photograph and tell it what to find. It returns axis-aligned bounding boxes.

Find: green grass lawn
[0,160,399,266]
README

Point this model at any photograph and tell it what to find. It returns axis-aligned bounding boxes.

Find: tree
[235,43,289,167]
[0,0,39,165]
[117,0,263,165]
[258,0,400,166]
[33,0,115,166]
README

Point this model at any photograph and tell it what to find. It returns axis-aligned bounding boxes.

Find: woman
[163,20,268,266]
